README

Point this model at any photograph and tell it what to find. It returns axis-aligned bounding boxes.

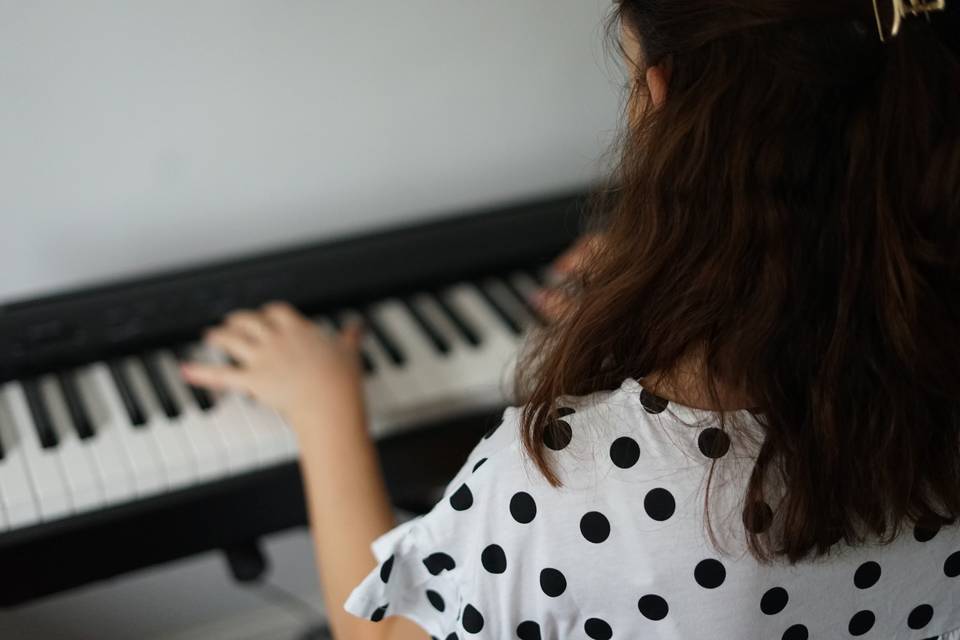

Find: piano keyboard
[0,270,548,533]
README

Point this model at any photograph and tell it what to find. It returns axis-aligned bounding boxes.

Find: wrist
[286,388,367,443]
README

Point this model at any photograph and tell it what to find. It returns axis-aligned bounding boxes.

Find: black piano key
[477,283,524,336]
[57,371,96,440]
[172,346,216,411]
[359,350,375,374]
[529,264,551,287]
[141,353,181,420]
[107,360,147,427]
[402,298,450,355]
[434,293,482,347]
[22,378,59,449]
[504,276,546,326]
[329,316,375,374]
[361,309,406,366]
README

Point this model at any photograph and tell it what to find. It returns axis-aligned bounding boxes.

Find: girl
[180,1,960,638]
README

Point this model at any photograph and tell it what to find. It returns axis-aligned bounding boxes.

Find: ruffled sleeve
[343,512,464,637]
[343,406,521,638]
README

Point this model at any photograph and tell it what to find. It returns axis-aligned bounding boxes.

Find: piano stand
[224,540,268,583]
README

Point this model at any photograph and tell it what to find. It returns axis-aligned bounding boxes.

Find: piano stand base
[224,540,268,583]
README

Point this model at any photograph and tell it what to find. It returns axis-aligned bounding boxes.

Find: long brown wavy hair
[516,0,960,563]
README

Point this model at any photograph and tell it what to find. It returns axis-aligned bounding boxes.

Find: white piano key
[443,283,520,378]
[123,358,196,489]
[410,293,502,390]
[342,309,427,421]
[211,391,269,471]
[38,375,104,512]
[236,396,297,465]
[446,283,518,341]
[72,365,138,505]
[369,300,452,400]
[154,350,229,482]
[87,363,167,496]
[410,293,475,352]
[1,382,72,521]
[186,345,262,473]
[264,407,299,459]
[0,393,41,528]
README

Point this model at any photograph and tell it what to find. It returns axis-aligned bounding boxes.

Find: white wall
[0,0,625,304]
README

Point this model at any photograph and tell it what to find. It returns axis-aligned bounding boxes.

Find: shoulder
[346,378,755,637]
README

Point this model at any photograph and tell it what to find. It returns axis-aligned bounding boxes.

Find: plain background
[0,0,624,305]
[0,1,625,637]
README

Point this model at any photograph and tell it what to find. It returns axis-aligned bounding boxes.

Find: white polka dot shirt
[345,378,960,639]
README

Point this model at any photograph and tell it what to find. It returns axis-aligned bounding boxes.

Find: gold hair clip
[872,0,948,42]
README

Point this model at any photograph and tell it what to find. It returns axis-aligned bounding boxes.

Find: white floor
[0,527,330,640]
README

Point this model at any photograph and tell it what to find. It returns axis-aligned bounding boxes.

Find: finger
[533,287,573,321]
[551,232,602,276]
[261,300,306,330]
[179,362,250,394]
[204,326,259,364]
[224,309,274,343]
[339,320,364,350]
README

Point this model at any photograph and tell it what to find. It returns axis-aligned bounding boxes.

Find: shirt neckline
[620,377,766,426]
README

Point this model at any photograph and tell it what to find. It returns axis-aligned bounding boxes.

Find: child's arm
[180,301,428,640]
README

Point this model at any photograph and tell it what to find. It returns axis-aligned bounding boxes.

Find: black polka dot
[444,635,459,640]
[644,487,676,521]
[544,419,573,450]
[449,484,473,511]
[640,388,669,413]
[908,604,934,629]
[516,621,542,640]
[743,501,774,533]
[760,587,788,615]
[422,552,456,575]
[637,594,669,620]
[781,624,808,640]
[848,610,875,636]
[510,491,537,524]
[914,517,942,542]
[580,511,611,544]
[853,561,881,589]
[481,544,507,574]
[370,603,388,622]
[584,618,613,640]
[697,427,731,458]
[426,590,444,612]
[540,568,567,597]
[610,436,641,469]
[694,558,726,589]
[462,604,484,634]
[472,458,487,472]
[557,406,576,417]
[379,555,394,583]
[945,550,960,577]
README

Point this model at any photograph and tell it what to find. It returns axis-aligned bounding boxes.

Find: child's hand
[534,232,603,321]
[179,301,365,428]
